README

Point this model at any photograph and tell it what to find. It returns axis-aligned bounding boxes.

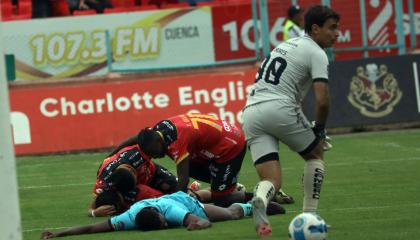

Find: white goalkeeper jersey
[246,35,329,107]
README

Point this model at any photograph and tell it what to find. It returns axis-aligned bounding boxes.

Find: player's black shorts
[189,146,246,196]
[149,163,178,193]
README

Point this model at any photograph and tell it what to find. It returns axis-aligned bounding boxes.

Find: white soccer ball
[288,213,328,240]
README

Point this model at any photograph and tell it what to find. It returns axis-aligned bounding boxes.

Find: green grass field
[18,129,420,240]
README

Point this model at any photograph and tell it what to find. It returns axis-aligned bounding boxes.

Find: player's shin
[253,180,276,209]
[303,159,325,212]
[232,203,253,217]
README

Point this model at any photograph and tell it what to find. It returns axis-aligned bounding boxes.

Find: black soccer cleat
[274,189,295,204]
[266,201,286,215]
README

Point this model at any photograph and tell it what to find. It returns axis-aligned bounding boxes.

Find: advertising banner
[9,53,420,155]
[2,7,214,81]
[3,1,419,82]
[10,69,255,155]
[212,3,257,61]
[303,54,420,128]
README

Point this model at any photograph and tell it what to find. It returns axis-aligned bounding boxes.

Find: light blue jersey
[109,191,208,231]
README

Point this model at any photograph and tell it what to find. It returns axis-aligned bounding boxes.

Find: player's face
[294,12,304,28]
[157,213,168,229]
[314,18,339,48]
[146,138,166,158]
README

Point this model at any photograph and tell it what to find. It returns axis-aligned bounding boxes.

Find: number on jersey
[186,113,223,132]
[255,54,287,85]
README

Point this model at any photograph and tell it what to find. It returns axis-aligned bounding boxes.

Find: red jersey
[153,113,245,165]
[93,145,156,195]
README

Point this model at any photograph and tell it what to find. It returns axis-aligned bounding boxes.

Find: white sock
[253,180,276,208]
[303,159,325,212]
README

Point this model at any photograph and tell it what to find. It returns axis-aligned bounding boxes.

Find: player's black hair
[287,5,303,19]
[95,191,123,212]
[304,5,340,34]
[137,128,159,150]
[110,167,136,194]
[135,207,164,231]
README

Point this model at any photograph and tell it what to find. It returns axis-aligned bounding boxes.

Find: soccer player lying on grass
[89,144,178,217]
[41,191,254,239]
[92,178,285,219]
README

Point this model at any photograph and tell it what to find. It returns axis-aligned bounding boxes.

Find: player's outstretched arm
[40,221,113,239]
[176,158,190,192]
[87,194,116,217]
[184,214,212,231]
[107,134,138,157]
[88,205,117,217]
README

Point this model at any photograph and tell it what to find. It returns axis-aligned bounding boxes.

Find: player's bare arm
[184,213,212,231]
[313,81,330,126]
[107,134,138,157]
[88,205,116,217]
[176,157,190,192]
[87,192,116,217]
[87,195,97,217]
[40,221,113,239]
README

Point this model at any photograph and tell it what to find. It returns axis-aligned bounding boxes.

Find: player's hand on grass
[94,205,116,217]
[187,219,212,231]
[40,231,56,239]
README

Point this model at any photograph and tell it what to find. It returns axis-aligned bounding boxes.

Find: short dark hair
[95,191,123,212]
[135,207,164,231]
[304,5,340,34]
[287,5,303,19]
[137,128,159,150]
[110,167,136,194]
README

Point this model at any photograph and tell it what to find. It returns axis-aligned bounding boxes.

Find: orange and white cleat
[257,223,272,237]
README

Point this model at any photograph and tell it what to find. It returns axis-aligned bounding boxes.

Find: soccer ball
[288,213,328,240]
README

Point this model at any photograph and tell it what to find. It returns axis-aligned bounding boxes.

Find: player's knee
[213,196,231,208]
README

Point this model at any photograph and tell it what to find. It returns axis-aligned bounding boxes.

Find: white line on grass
[19,157,420,190]
[325,156,420,167]
[24,226,70,233]
[23,202,420,233]
[285,202,420,214]
[19,183,91,190]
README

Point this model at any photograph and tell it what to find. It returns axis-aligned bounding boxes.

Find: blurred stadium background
[1,0,419,239]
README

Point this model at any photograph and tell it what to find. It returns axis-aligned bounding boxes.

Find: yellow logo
[348,64,402,117]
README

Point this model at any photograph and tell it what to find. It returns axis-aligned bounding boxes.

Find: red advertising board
[212,2,257,61]
[10,69,257,155]
[212,0,420,61]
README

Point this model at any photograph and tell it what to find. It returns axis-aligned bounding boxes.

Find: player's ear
[311,24,321,35]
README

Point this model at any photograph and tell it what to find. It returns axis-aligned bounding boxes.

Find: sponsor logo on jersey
[200,150,216,159]
[348,63,402,117]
